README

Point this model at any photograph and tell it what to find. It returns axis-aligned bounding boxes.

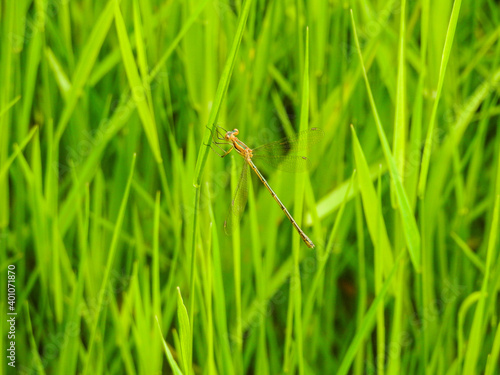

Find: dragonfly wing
[224,162,250,235]
[252,127,324,157]
[252,154,312,173]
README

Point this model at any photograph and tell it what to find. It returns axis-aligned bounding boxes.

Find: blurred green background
[1,0,500,374]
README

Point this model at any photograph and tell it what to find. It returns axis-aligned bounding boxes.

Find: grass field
[1,0,500,374]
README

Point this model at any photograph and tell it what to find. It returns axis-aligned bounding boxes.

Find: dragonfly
[208,125,322,248]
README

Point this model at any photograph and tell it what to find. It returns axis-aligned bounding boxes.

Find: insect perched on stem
[208,126,322,248]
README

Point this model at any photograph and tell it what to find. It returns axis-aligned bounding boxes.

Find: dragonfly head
[225,128,239,140]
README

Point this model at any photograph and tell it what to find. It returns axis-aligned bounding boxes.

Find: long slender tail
[247,160,315,248]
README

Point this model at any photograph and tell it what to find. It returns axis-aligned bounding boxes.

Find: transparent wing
[252,154,312,173]
[252,127,324,157]
[224,162,250,235]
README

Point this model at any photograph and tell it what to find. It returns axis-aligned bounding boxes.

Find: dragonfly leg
[205,124,231,144]
[219,145,234,158]
[214,125,229,140]
[205,139,233,157]
[208,143,234,158]
[204,125,233,156]
[205,124,217,142]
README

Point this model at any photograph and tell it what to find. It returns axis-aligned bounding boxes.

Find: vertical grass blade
[351,126,394,277]
[114,1,162,162]
[462,193,500,373]
[177,287,192,375]
[55,0,115,141]
[193,0,253,187]
[83,154,136,374]
[337,252,404,375]
[391,0,407,208]
[350,10,421,272]
[418,0,463,197]
[289,25,310,375]
[485,322,500,375]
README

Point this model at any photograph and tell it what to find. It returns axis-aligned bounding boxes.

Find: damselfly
[209,126,322,248]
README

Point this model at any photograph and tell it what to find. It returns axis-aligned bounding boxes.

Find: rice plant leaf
[418,0,463,197]
[0,126,38,180]
[337,252,404,375]
[463,194,500,373]
[114,0,162,162]
[485,322,500,375]
[148,0,211,82]
[307,162,387,225]
[46,48,71,98]
[0,95,21,118]
[193,0,253,187]
[392,0,407,208]
[55,0,115,141]
[177,287,192,375]
[83,154,136,374]
[350,10,421,272]
[351,126,394,277]
[155,316,184,375]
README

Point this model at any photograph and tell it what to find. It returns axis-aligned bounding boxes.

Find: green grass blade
[303,170,356,326]
[55,0,115,141]
[83,153,136,374]
[114,1,162,162]
[293,26,310,375]
[156,316,184,375]
[308,162,387,225]
[350,10,421,272]
[193,0,253,187]
[463,193,500,373]
[485,322,500,375]
[0,126,38,180]
[177,287,192,375]
[392,0,407,208]
[24,303,46,375]
[337,252,404,375]
[46,48,71,98]
[6,1,500,374]
[148,0,211,84]
[0,95,20,118]
[351,125,394,277]
[458,291,482,373]
[418,0,463,197]
[375,167,385,375]
[450,232,485,273]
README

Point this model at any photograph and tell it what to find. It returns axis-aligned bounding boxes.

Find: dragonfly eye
[225,133,231,140]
